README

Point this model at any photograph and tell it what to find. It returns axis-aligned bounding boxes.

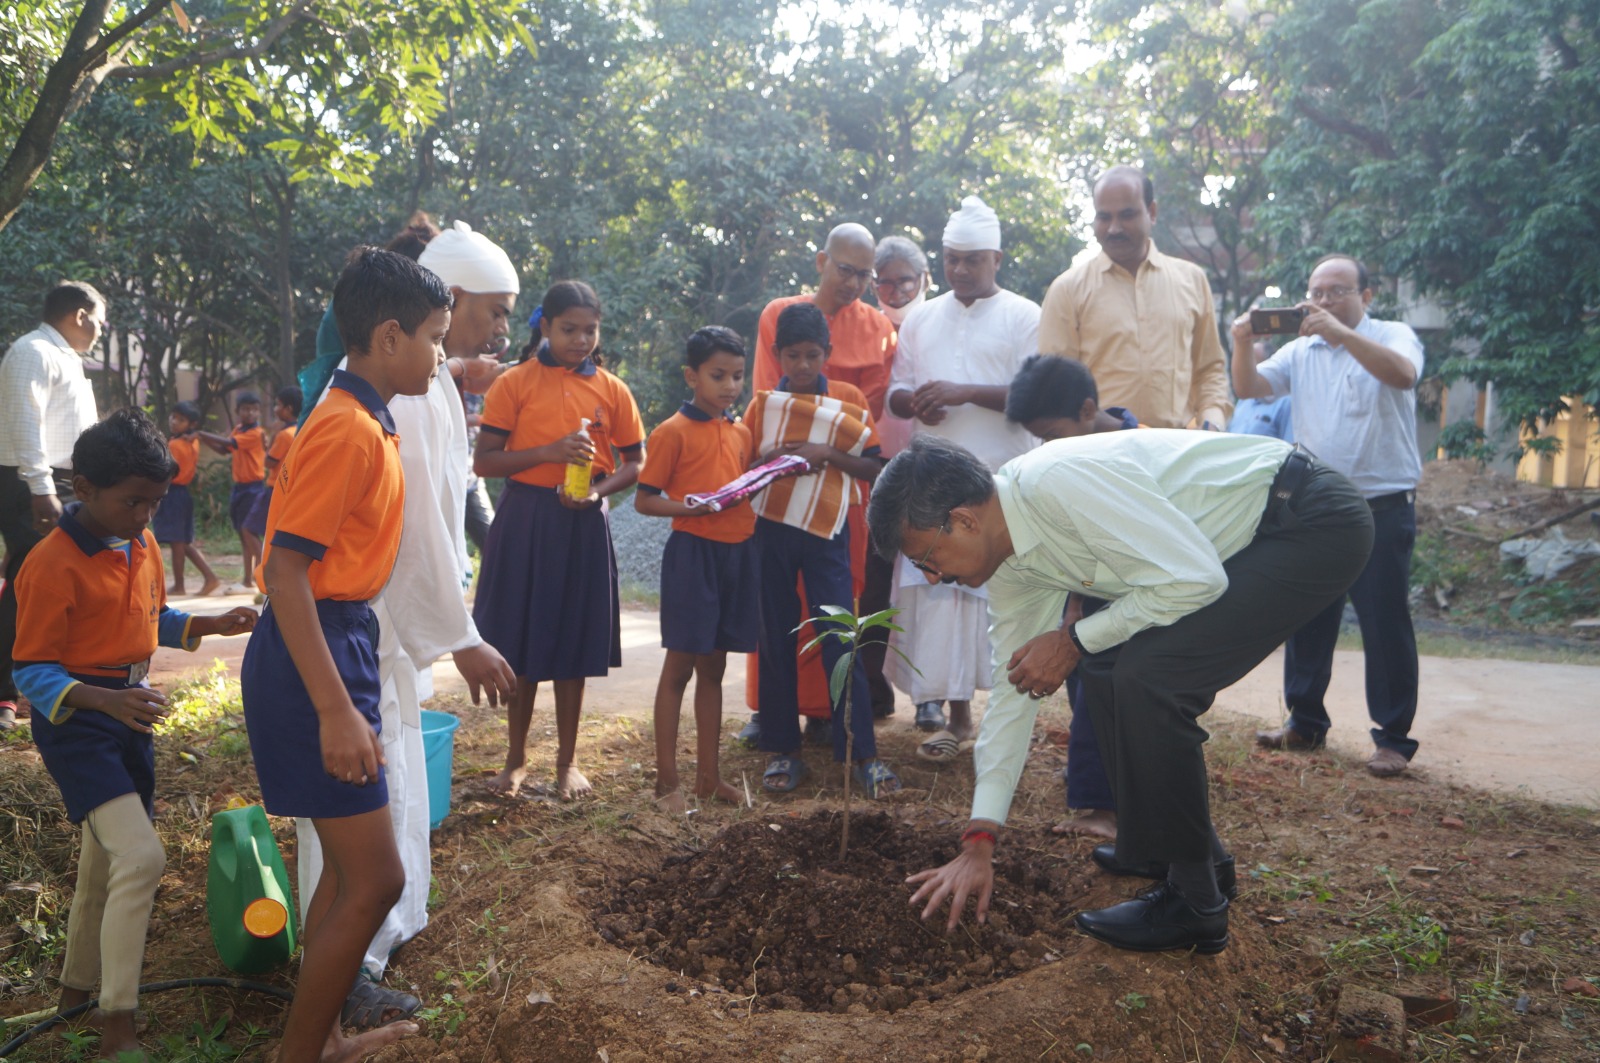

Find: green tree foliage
[0,0,528,232]
[1255,0,1600,437]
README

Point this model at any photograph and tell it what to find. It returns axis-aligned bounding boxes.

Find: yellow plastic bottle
[564,418,593,500]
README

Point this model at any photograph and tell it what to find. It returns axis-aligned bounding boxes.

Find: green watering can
[206,802,297,973]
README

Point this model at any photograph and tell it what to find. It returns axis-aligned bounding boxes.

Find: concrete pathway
[153,593,1600,810]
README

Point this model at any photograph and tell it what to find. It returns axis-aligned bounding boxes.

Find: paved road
[154,593,1600,810]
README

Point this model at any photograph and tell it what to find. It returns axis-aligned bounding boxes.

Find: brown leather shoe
[1255,724,1322,751]
[1366,747,1409,777]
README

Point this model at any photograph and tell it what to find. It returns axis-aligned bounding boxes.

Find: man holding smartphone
[1230,253,1426,778]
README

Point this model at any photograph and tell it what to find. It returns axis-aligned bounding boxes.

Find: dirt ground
[5,458,1600,1060]
[4,690,1599,1062]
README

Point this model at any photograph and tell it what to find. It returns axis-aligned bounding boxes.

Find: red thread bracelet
[961,828,997,848]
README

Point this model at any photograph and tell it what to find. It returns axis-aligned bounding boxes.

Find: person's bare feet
[484,764,528,796]
[95,1008,142,1059]
[1051,809,1118,840]
[198,576,223,597]
[168,583,187,596]
[946,701,976,741]
[317,1021,419,1062]
[653,788,688,814]
[557,764,592,801]
[695,777,743,805]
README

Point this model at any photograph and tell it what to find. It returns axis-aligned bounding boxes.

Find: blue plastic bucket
[419,710,460,830]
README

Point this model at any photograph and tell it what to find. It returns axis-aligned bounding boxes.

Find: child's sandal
[852,759,901,799]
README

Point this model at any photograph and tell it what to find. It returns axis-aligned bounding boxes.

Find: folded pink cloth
[686,454,810,512]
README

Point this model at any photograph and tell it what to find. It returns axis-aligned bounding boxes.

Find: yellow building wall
[1517,398,1600,488]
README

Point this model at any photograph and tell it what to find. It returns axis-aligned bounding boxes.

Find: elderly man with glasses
[743,222,901,745]
[1230,253,1427,778]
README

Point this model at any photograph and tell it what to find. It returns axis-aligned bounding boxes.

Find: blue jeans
[755,518,875,763]
[1283,496,1419,759]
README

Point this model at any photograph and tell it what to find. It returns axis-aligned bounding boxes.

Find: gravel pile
[607,493,672,595]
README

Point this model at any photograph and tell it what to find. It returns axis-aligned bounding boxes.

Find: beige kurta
[1038,246,1231,430]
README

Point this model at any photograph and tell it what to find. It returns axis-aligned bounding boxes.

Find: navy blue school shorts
[31,674,156,824]
[241,599,388,819]
[151,482,195,544]
[659,530,759,655]
[241,485,273,539]
[229,481,265,533]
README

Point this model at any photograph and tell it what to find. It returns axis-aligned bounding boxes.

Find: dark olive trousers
[1078,463,1374,867]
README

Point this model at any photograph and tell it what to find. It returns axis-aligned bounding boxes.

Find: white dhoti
[886,555,993,702]
[296,595,432,978]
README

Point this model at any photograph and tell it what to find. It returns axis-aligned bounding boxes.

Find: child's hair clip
[528,307,544,331]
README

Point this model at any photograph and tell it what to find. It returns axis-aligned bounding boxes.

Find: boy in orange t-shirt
[240,247,449,1062]
[151,400,221,596]
[198,391,266,591]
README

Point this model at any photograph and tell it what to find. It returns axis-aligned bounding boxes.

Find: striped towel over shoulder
[746,390,873,539]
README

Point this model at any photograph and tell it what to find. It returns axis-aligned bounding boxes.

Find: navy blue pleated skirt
[241,599,388,819]
[151,482,194,544]
[472,481,621,682]
[241,485,273,539]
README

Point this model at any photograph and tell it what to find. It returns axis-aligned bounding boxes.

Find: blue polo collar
[678,401,737,423]
[329,369,398,436]
[537,342,598,377]
[777,374,829,396]
[58,502,112,557]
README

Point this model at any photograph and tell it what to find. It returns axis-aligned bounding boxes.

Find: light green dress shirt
[971,429,1293,825]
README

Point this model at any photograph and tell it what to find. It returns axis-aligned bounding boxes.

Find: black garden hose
[0,976,293,1057]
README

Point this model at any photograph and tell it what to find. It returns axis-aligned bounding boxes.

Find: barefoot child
[747,302,898,797]
[635,327,759,810]
[240,385,304,564]
[1003,354,1139,842]
[197,391,266,592]
[13,408,255,1059]
[241,247,449,1062]
[472,281,645,800]
[153,401,222,597]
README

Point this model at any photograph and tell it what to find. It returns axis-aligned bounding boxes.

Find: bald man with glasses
[744,223,902,743]
[1230,253,1426,779]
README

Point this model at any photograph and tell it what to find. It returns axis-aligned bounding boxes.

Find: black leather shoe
[1076,882,1229,954]
[1091,844,1238,901]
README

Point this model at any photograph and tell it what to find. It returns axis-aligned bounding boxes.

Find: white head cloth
[941,195,1002,252]
[417,220,519,294]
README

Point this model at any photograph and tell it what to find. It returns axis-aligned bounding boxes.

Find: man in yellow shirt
[1038,166,1231,431]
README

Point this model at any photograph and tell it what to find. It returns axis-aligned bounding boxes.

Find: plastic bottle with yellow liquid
[563,418,593,500]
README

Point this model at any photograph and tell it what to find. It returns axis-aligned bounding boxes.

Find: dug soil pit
[595,811,1089,1013]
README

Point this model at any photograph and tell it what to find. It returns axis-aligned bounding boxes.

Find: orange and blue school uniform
[224,423,267,532]
[240,369,403,819]
[472,348,646,682]
[152,432,201,544]
[13,505,201,823]
[241,423,297,539]
[637,403,759,655]
[742,375,882,765]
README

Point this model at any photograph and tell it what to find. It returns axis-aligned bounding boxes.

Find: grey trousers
[1078,463,1374,867]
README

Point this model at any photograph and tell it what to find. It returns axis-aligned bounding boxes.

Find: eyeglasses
[875,275,922,293]
[1305,286,1360,302]
[826,254,876,285]
[909,523,948,576]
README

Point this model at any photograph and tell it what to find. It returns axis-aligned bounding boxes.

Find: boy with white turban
[885,196,1040,756]
[297,220,518,1027]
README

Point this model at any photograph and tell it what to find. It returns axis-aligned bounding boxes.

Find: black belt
[1258,446,1315,531]
[1367,490,1415,513]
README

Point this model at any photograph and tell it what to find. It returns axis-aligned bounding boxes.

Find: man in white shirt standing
[885,196,1040,754]
[1231,254,1425,778]
[875,431,1372,952]
[0,282,104,730]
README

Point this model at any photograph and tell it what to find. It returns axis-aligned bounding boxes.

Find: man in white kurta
[886,197,1040,754]
[298,222,517,1022]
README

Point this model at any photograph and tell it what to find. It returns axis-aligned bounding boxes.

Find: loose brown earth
[4,690,1599,1062]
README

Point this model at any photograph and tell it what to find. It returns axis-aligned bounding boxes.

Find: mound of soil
[594,811,1090,1013]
